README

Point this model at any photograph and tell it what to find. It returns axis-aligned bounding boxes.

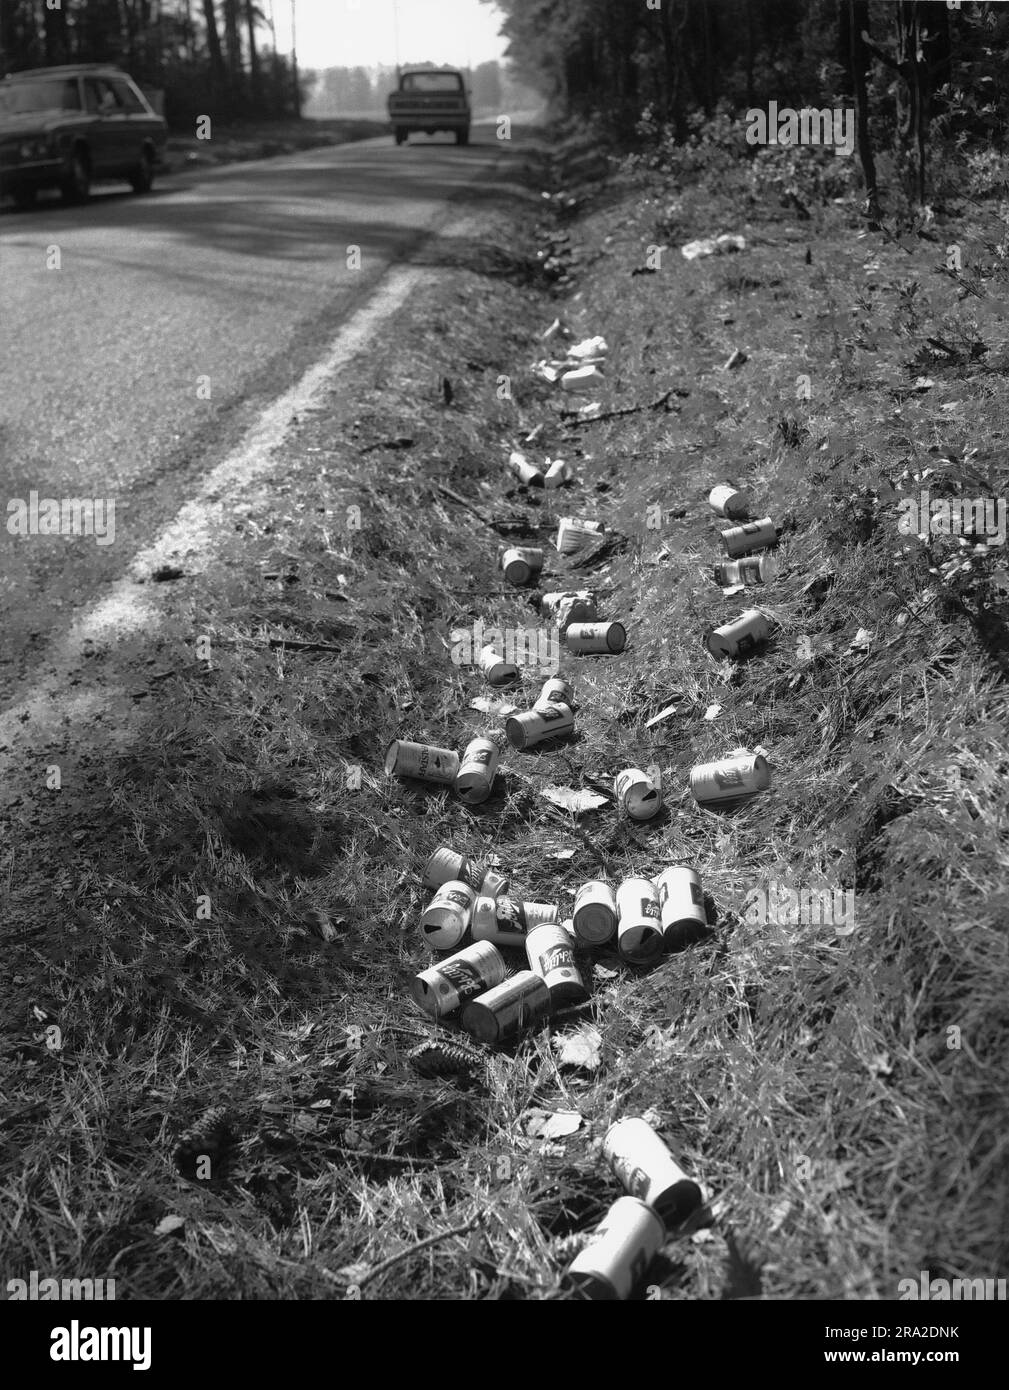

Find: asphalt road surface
[0,125,513,709]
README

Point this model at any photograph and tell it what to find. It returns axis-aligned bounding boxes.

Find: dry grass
[2,125,1008,1301]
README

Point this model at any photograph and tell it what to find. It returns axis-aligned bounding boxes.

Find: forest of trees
[0,0,305,123]
[489,0,1009,208]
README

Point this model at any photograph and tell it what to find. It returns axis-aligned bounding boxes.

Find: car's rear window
[400,73,463,93]
[0,79,81,114]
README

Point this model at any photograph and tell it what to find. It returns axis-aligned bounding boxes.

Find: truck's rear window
[400,73,463,93]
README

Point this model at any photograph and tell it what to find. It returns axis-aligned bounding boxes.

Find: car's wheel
[13,187,37,210]
[456,128,470,146]
[130,148,154,193]
[394,127,406,145]
[60,149,91,204]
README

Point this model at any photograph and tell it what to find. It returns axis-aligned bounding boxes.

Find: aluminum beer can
[556,517,603,555]
[420,880,475,950]
[572,880,618,945]
[472,894,525,946]
[615,767,663,821]
[505,702,575,751]
[480,866,510,897]
[411,941,507,1019]
[526,922,588,1005]
[544,457,572,489]
[460,970,552,1044]
[501,547,544,586]
[616,878,664,965]
[720,516,777,557]
[559,1196,665,1301]
[422,846,469,890]
[385,740,460,785]
[655,865,707,951]
[708,484,750,518]
[566,621,626,655]
[689,752,771,805]
[479,644,520,687]
[522,900,560,928]
[603,1119,704,1227]
[455,735,501,806]
[713,554,775,587]
[703,608,771,660]
[508,450,545,487]
[534,676,575,711]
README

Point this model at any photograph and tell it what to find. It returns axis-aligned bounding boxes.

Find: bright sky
[269,0,509,70]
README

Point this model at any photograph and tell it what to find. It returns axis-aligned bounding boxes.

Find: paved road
[0,127,512,706]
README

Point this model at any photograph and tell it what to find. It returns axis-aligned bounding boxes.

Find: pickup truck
[387,69,471,146]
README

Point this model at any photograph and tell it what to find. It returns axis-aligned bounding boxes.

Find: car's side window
[61,80,81,112]
[107,77,146,115]
[85,79,122,115]
[83,79,104,115]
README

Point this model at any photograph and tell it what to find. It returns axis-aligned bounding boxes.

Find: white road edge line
[0,264,434,762]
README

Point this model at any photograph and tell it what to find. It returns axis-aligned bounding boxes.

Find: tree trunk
[245,0,260,106]
[846,0,880,221]
[201,0,227,88]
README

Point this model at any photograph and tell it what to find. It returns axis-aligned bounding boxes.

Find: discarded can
[507,450,545,487]
[544,457,572,489]
[708,484,750,519]
[420,880,475,950]
[422,846,470,890]
[655,866,707,951]
[615,767,663,821]
[559,1196,665,1301]
[703,608,771,660]
[411,941,507,1020]
[616,878,664,965]
[479,644,520,687]
[556,518,603,555]
[603,1119,704,1227]
[540,590,598,630]
[534,676,575,711]
[472,894,526,947]
[690,752,771,805]
[385,740,460,785]
[526,922,589,1005]
[501,547,544,586]
[560,364,605,393]
[572,880,618,945]
[713,554,775,587]
[455,735,502,806]
[505,702,575,751]
[460,970,552,1044]
[522,900,560,928]
[480,866,510,897]
[566,622,626,655]
[720,517,777,557]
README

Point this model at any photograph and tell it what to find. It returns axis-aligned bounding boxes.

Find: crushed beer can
[616,878,664,965]
[460,970,552,1044]
[544,457,573,489]
[572,879,618,945]
[708,484,750,518]
[559,1196,665,1301]
[603,1118,704,1227]
[703,608,771,660]
[565,621,626,655]
[505,702,575,751]
[560,364,605,393]
[385,740,460,785]
[720,516,777,557]
[556,518,603,555]
[654,865,707,950]
[690,751,771,806]
[420,880,475,950]
[526,922,589,1005]
[615,767,663,821]
[540,590,598,630]
[411,941,507,1019]
[422,848,509,897]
